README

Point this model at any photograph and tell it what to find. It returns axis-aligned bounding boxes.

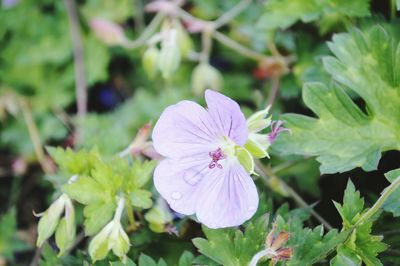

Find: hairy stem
[213,31,266,61]
[267,76,281,106]
[255,160,333,230]
[19,98,52,174]
[126,199,137,232]
[64,0,87,119]
[213,0,252,28]
[355,175,400,227]
[124,12,165,49]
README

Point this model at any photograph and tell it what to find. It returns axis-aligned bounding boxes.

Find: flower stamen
[208,148,225,169]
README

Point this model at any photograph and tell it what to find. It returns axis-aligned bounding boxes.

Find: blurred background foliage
[0,0,400,265]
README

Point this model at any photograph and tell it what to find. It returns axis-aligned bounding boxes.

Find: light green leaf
[274,26,400,174]
[130,189,153,209]
[83,201,115,236]
[63,176,108,205]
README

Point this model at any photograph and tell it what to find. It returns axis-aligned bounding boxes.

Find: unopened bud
[174,20,194,58]
[235,146,255,175]
[158,27,181,80]
[88,197,130,261]
[90,18,126,46]
[145,198,173,233]
[192,63,223,96]
[36,194,67,247]
[143,47,160,79]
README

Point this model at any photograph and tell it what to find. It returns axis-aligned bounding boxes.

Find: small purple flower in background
[267,120,290,145]
[152,90,258,229]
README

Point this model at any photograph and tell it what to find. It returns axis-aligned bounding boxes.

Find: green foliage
[258,0,370,30]
[0,209,27,259]
[383,168,400,217]
[332,180,388,266]
[52,148,155,236]
[275,25,400,174]
[193,214,269,266]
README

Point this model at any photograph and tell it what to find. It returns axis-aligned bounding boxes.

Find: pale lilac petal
[153,156,210,215]
[205,90,248,146]
[152,101,219,158]
[195,160,259,228]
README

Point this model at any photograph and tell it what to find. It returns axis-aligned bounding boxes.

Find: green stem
[126,199,137,231]
[391,0,397,20]
[123,13,165,49]
[255,160,333,230]
[355,175,400,227]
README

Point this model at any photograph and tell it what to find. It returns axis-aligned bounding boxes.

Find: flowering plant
[0,0,400,266]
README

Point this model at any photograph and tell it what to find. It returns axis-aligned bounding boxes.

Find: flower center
[208,148,225,169]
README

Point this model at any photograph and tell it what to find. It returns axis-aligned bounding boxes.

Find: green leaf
[332,178,388,266]
[333,180,364,227]
[46,147,99,178]
[383,168,400,216]
[138,254,158,266]
[178,251,195,266]
[330,245,362,266]
[274,26,400,174]
[110,258,137,266]
[287,225,348,266]
[63,176,108,205]
[129,189,153,209]
[257,0,371,30]
[83,202,115,236]
[0,208,27,259]
[192,214,269,266]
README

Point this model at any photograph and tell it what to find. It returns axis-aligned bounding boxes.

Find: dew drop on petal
[171,192,182,200]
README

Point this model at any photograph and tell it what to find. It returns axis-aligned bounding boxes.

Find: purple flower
[152,90,258,229]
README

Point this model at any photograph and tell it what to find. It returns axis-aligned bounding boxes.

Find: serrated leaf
[257,0,370,30]
[83,202,115,236]
[192,214,269,266]
[334,180,364,227]
[330,245,361,266]
[63,176,109,205]
[275,26,400,174]
[333,177,388,266]
[383,168,400,216]
[287,226,349,266]
[129,189,153,209]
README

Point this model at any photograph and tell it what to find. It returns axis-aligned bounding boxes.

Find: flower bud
[143,47,160,80]
[158,27,181,80]
[247,107,271,133]
[173,20,194,58]
[36,194,68,247]
[109,222,130,258]
[88,222,114,262]
[88,197,130,262]
[191,63,223,96]
[90,18,126,46]
[55,196,76,256]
